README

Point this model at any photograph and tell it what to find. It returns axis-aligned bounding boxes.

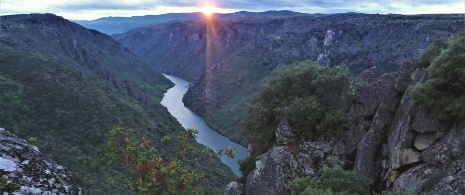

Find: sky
[1,0,463,20]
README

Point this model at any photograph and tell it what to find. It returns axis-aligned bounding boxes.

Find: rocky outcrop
[226,63,465,194]
[0,128,81,194]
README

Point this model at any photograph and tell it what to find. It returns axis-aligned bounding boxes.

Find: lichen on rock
[0,128,81,194]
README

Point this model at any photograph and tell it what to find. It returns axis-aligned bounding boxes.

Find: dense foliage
[412,32,465,122]
[291,167,371,195]
[243,61,353,156]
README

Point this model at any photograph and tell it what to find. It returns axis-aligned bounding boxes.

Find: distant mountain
[0,13,235,193]
[74,13,205,35]
[114,13,463,145]
[74,10,311,35]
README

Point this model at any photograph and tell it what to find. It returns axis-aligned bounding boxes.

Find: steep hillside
[226,33,465,194]
[114,13,463,145]
[0,14,235,194]
[75,10,311,35]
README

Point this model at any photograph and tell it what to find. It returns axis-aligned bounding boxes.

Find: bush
[237,156,256,183]
[291,167,371,195]
[412,32,465,122]
[243,61,353,156]
[417,38,448,67]
[107,127,235,195]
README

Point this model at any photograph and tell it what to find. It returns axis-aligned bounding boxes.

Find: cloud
[2,0,463,20]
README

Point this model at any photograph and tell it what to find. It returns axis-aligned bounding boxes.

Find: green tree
[243,61,352,156]
[417,38,448,67]
[412,32,465,121]
[107,127,234,195]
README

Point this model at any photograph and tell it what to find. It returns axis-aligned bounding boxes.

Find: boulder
[225,182,244,195]
[395,148,421,168]
[390,164,441,193]
[0,129,81,194]
[245,146,295,195]
[414,132,444,151]
[422,121,465,167]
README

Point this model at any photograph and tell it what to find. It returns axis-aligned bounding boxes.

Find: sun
[201,6,215,17]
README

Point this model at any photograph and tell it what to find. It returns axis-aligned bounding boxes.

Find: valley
[1,9,464,195]
[114,13,463,146]
[0,14,235,194]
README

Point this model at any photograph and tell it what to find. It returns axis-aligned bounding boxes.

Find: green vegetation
[239,61,363,181]
[0,14,236,194]
[291,167,371,195]
[107,128,232,195]
[243,61,353,156]
[412,32,465,122]
[417,38,448,67]
[237,156,256,183]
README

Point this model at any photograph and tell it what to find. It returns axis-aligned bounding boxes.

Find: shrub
[417,38,448,67]
[412,32,465,122]
[107,127,234,195]
[243,61,352,156]
[237,156,256,183]
[291,167,371,195]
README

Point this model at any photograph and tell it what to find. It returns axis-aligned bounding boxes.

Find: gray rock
[275,117,297,146]
[245,146,294,195]
[395,148,421,168]
[432,171,465,195]
[388,70,428,169]
[390,164,439,193]
[422,121,465,166]
[225,181,244,195]
[0,157,17,172]
[414,132,443,150]
[0,129,81,194]
[412,106,448,133]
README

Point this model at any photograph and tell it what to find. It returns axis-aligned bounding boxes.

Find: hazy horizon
[2,0,463,20]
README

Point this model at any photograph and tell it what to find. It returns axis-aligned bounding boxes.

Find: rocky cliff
[0,128,81,194]
[225,62,465,194]
[114,14,463,145]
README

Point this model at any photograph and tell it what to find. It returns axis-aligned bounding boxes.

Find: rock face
[0,128,81,194]
[226,63,465,194]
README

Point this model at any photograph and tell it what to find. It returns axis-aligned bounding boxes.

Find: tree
[107,127,234,194]
[412,32,465,121]
[243,61,352,156]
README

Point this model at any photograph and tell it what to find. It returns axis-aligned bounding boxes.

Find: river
[160,74,247,176]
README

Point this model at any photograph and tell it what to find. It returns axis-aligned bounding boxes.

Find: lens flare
[204,4,222,109]
[202,6,215,17]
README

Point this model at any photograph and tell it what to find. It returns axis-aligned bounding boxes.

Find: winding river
[160,74,247,176]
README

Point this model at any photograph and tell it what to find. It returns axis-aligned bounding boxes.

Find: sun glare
[202,6,215,16]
